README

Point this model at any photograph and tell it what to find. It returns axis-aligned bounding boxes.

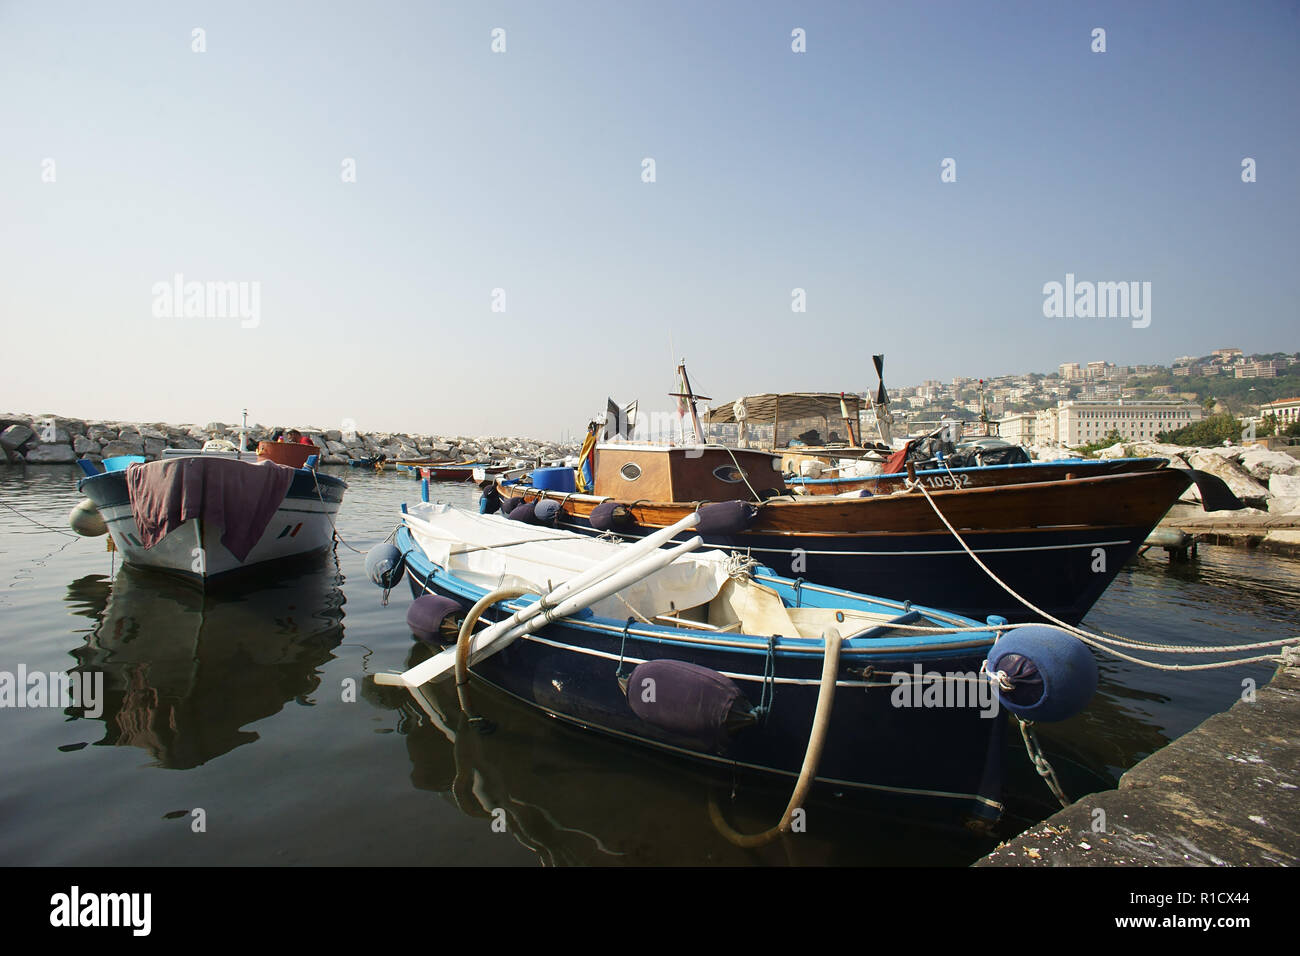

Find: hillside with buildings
[884,348,1300,449]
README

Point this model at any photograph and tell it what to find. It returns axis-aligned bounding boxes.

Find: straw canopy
[705,393,865,424]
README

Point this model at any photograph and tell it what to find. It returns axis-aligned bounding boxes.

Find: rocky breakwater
[1026,439,1300,556]
[0,413,578,468]
[1028,439,1300,515]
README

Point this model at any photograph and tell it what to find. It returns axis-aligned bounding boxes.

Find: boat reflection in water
[364,648,1059,866]
[63,558,346,769]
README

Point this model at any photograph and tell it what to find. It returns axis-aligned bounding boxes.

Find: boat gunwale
[497,465,1189,512]
[395,522,999,659]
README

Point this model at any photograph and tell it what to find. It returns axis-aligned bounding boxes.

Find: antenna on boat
[237,408,248,460]
[669,360,710,444]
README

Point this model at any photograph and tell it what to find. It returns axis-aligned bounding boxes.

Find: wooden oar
[376,510,704,687]
[379,535,703,688]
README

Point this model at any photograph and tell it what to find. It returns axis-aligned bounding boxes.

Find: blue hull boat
[376,503,1098,825]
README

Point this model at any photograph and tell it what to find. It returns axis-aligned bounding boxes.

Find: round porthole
[620,462,642,481]
[713,465,743,483]
[835,611,845,623]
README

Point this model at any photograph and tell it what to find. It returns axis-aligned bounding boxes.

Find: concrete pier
[976,651,1300,867]
[1157,504,1300,559]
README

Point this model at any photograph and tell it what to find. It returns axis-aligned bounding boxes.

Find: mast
[840,392,859,446]
[669,360,710,444]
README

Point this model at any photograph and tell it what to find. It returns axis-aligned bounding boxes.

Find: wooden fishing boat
[71,446,346,584]
[492,451,1194,624]
[486,363,1230,624]
[375,502,1099,825]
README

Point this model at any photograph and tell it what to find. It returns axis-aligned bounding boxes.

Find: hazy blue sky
[3,1,1297,439]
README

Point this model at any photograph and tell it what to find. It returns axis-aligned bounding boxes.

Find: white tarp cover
[404,502,733,622]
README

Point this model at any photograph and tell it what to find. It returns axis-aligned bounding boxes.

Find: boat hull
[397,526,1008,820]
[495,468,1192,624]
[79,465,345,583]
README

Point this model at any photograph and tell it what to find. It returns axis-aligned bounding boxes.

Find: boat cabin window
[713,465,744,483]
[619,462,642,481]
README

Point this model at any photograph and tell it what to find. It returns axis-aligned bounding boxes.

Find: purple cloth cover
[126,457,296,562]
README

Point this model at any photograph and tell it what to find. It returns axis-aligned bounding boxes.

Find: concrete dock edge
[976,650,1300,866]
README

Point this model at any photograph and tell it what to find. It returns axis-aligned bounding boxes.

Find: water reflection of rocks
[63,560,346,768]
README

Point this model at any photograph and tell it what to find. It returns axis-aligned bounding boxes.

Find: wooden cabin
[591,443,785,502]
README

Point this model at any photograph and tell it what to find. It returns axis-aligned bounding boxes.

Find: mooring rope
[908,480,1300,671]
[310,470,402,555]
[0,497,79,536]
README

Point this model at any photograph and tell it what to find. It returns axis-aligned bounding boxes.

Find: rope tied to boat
[720,444,764,504]
[906,478,1300,671]
[754,634,778,722]
[979,659,1014,692]
[726,551,759,580]
[614,617,636,690]
[0,497,79,537]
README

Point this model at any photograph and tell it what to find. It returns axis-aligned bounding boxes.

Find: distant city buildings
[897,346,1293,445]
[1236,359,1287,379]
[1260,397,1300,425]
[1055,400,1202,445]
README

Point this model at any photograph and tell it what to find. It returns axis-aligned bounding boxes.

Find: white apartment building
[997,413,1037,445]
[1059,362,1084,381]
[1261,397,1300,425]
[1058,400,1202,446]
[1035,408,1060,445]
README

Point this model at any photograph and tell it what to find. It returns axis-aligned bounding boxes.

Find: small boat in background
[417,461,511,483]
[69,412,346,584]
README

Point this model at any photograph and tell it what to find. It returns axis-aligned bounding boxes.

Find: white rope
[908,479,1300,671]
[720,444,764,504]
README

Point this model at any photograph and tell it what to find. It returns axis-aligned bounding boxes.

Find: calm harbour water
[1,465,1296,866]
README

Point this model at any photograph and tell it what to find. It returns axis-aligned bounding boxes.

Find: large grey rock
[25,444,77,463]
[204,422,228,433]
[29,421,71,444]
[140,426,168,440]
[143,438,166,458]
[0,424,35,453]
[1240,447,1300,481]
[324,430,342,443]
[73,436,101,455]
[326,440,349,455]
[101,438,145,458]
[86,425,114,441]
[1269,473,1300,499]
[35,416,84,438]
